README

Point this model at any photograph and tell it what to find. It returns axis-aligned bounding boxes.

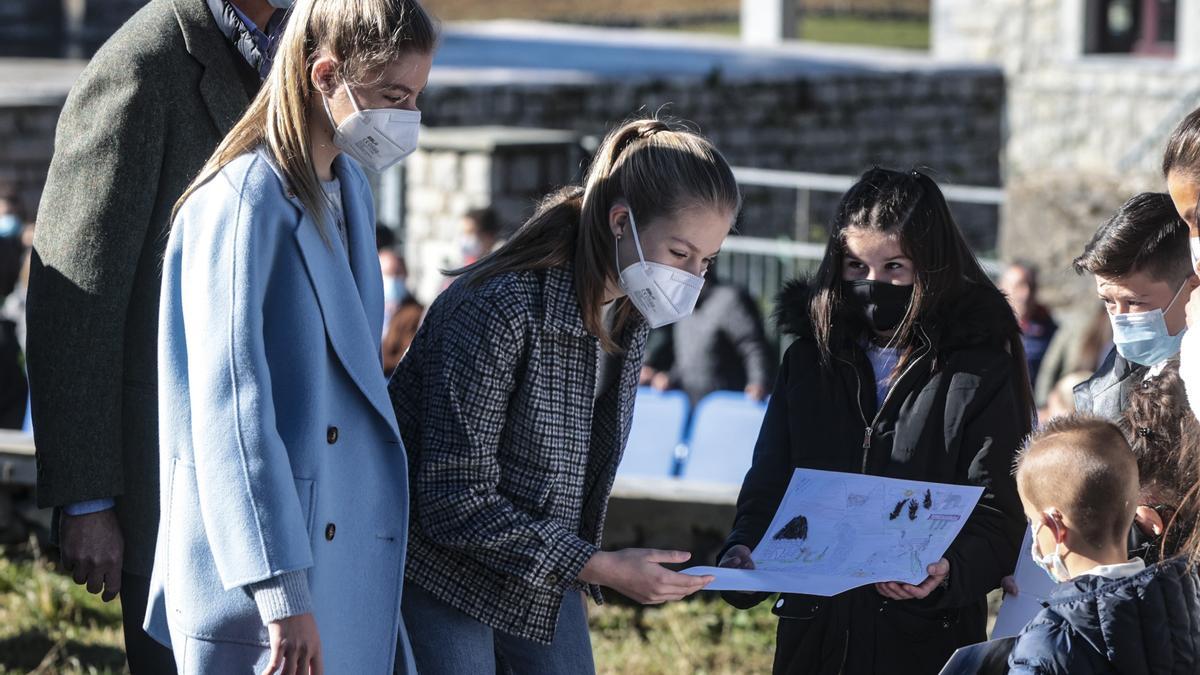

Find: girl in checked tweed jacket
[389,118,741,673]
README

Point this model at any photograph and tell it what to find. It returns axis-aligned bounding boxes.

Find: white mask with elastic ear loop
[1030,517,1072,583]
[323,83,420,173]
[616,208,705,329]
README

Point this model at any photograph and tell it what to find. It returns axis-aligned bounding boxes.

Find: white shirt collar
[1079,557,1146,581]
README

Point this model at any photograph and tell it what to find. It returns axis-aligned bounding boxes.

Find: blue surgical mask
[0,214,20,238]
[1109,281,1188,366]
[1031,518,1071,583]
[383,275,408,305]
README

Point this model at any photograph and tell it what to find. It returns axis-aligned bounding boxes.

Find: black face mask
[1127,505,1173,564]
[842,280,914,333]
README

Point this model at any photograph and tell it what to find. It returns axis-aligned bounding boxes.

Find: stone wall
[935,0,1200,305]
[398,127,587,301]
[0,106,62,222]
[418,69,1006,249]
[421,72,1004,186]
[0,0,145,58]
[0,57,1007,253]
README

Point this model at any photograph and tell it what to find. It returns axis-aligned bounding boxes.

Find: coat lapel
[540,266,648,461]
[173,0,252,136]
[336,156,386,345]
[287,156,397,436]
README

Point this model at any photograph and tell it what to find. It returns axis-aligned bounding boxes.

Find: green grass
[591,597,777,674]
[0,547,127,675]
[688,15,930,50]
[0,545,775,675]
[800,14,929,49]
[0,544,1003,674]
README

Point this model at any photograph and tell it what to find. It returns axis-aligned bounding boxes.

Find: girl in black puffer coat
[718,168,1035,675]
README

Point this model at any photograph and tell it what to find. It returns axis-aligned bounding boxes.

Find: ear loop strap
[343,82,364,113]
[625,208,650,268]
[615,208,650,276]
[1044,511,1066,559]
[322,82,365,133]
[1166,278,1190,314]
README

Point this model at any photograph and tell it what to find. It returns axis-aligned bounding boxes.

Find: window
[1088,0,1177,57]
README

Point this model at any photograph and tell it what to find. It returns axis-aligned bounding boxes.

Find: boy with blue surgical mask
[1072,192,1198,421]
[1008,414,1200,674]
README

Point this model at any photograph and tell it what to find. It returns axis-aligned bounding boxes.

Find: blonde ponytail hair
[174,0,438,239]
[455,118,742,352]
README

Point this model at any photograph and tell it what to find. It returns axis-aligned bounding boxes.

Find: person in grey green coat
[25,0,286,670]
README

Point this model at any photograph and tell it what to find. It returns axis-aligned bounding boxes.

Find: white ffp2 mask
[324,83,420,173]
[616,209,705,329]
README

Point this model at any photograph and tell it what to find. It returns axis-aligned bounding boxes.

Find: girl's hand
[579,549,713,604]
[875,558,950,601]
[1001,574,1019,597]
[262,613,323,675]
[717,544,758,596]
[717,544,755,570]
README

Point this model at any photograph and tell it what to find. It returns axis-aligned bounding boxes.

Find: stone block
[406,187,446,216]
[460,153,492,197]
[429,151,461,191]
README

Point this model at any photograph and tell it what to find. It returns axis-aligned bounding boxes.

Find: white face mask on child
[1031,518,1071,583]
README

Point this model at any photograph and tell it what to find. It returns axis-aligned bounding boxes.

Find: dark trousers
[121,571,177,674]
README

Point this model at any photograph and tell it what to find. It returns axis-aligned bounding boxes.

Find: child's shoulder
[1007,608,1077,675]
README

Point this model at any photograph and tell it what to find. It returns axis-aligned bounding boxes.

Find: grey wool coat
[388,265,650,644]
[27,0,259,577]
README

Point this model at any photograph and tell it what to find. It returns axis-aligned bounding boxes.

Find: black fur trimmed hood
[774,276,1021,353]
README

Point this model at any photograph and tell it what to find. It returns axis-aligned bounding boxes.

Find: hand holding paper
[685,468,982,596]
[875,558,950,600]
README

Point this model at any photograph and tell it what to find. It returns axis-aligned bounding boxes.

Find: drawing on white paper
[684,468,983,596]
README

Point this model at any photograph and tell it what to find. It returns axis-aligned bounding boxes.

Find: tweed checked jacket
[388,264,649,644]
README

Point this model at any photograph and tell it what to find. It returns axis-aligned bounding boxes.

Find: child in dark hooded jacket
[1009,415,1200,675]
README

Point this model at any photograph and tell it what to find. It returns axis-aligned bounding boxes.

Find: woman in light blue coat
[144,1,437,672]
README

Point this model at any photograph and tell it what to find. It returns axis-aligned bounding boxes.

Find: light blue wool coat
[144,148,416,673]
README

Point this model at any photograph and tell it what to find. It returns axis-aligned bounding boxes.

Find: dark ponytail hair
[452,117,741,352]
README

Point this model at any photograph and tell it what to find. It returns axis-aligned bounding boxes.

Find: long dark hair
[450,118,741,352]
[1120,362,1200,563]
[810,167,1034,427]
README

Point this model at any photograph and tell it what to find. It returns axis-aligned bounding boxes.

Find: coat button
[545,573,559,586]
[325,523,336,541]
[326,426,339,444]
